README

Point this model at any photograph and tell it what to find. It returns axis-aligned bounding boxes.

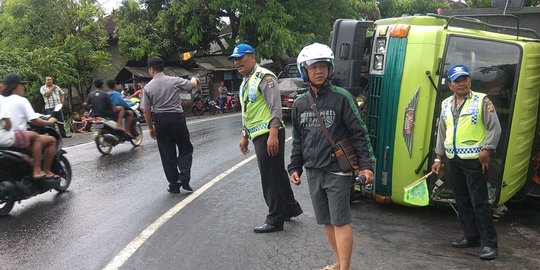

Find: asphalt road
[0,113,539,270]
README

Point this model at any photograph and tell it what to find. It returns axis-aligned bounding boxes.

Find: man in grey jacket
[288,43,374,270]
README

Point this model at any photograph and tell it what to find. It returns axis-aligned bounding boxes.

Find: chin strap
[310,80,330,89]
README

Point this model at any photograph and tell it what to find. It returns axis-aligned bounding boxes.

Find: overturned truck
[331,9,540,207]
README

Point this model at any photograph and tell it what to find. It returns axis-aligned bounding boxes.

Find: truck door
[437,35,521,203]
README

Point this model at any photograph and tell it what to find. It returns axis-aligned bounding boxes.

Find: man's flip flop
[45,174,61,179]
[321,266,336,270]
[32,175,48,181]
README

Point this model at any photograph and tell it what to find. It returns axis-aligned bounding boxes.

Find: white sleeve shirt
[4,95,38,131]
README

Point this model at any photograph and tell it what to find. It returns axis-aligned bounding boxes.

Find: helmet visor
[303,58,333,68]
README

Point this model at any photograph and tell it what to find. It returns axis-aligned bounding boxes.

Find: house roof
[114,66,193,84]
[193,55,236,71]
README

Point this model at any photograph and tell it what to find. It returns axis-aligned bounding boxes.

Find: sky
[97,0,122,14]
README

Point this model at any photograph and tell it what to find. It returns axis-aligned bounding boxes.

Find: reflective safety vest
[240,65,281,139]
[441,91,487,159]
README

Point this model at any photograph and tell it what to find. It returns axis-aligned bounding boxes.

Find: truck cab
[331,13,540,206]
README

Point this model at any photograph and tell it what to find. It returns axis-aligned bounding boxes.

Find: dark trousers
[45,108,67,137]
[252,128,302,225]
[448,157,498,248]
[154,113,193,188]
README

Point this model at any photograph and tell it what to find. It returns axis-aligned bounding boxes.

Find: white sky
[97,0,122,14]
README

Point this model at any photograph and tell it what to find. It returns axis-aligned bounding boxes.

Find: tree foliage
[115,0,364,64]
[378,0,447,18]
[0,0,110,105]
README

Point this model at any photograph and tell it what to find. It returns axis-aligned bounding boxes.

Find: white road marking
[103,136,292,270]
[65,113,240,150]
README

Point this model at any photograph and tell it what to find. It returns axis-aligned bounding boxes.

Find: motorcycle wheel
[210,106,216,115]
[130,124,144,146]
[232,101,240,112]
[0,173,16,216]
[192,105,202,116]
[54,155,72,192]
[95,135,113,155]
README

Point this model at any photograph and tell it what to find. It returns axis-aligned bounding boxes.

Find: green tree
[469,0,540,8]
[378,0,447,18]
[116,0,362,66]
[0,0,110,105]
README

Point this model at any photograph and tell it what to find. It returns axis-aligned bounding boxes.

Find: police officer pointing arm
[142,56,198,194]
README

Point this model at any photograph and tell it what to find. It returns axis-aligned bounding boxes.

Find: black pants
[154,113,193,189]
[252,128,302,226]
[448,157,498,248]
[45,108,67,137]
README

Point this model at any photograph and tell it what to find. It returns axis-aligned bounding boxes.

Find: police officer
[230,44,302,233]
[432,64,501,260]
[142,56,198,194]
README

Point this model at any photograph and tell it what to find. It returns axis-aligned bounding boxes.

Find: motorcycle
[91,115,143,155]
[126,97,145,123]
[0,114,72,216]
[192,95,218,116]
[219,93,240,113]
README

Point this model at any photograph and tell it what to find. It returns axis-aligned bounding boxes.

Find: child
[70,112,84,133]
[79,111,93,132]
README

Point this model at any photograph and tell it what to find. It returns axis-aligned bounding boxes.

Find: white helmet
[296,43,335,83]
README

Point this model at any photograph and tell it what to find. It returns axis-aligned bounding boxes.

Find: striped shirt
[40,85,65,109]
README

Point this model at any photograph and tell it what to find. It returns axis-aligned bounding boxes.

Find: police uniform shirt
[244,70,282,128]
[435,92,501,156]
[142,72,192,114]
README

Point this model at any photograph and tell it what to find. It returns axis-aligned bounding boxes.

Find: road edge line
[102,136,291,269]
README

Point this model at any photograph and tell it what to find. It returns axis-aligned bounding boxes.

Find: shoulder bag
[307,92,359,173]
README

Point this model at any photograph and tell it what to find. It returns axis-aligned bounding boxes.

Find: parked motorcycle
[192,96,218,116]
[91,116,143,155]
[219,93,240,113]
[0,116,72,216]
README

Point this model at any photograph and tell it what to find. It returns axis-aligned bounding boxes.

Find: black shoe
[181,183,194,193]
[479,247,498,260]
[452,238,481,248]
[167,186,180,194]
[253,223,283,233]
[284,208,303,221]
[62,135,72,138]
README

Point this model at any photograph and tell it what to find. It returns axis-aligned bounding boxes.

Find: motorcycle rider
[106,79,134,137]
[1,73,59,180]
[84,79,115,119]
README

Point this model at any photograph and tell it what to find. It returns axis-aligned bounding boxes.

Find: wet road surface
[1,113,539,270]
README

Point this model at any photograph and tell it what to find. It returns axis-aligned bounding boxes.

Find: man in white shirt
[40,76,70,138]
[2,73,59,180]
